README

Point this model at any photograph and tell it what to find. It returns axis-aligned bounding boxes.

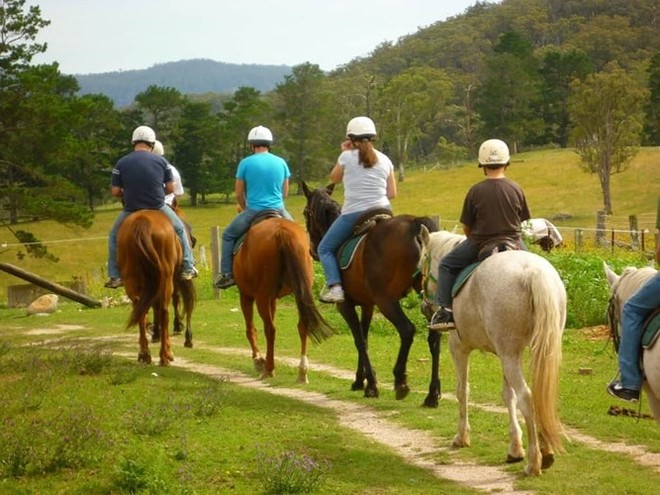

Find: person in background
[104,126,197,288]
[213,125,292,289]
[428,139,531,330]
[317,116,396,304]
[152,140,184,208]
[608,195,660,402]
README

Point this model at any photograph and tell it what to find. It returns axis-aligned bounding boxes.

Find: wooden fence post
[210,226,221,299]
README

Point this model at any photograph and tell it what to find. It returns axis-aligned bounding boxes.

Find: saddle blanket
[642,309,660,349]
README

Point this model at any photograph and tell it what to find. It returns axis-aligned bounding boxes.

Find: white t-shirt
[338,148,393,215]
[165,163,184,206]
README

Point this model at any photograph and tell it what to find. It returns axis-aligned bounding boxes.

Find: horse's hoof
[152,336,160,344]
[351,381,365,392]
[506,455,524,464]
[364,387,379,398]
[138,353,151,365]
[541,454,555,470]
[254,358,266,374]
[422,395,439,408]
[395,384,410,401]
[184,341,193,349]
[452,436,469,448]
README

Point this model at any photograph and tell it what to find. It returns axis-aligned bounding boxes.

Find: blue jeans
[220,207,293,274]
[107,206,195,279]
[434,239,479,308]
[318,211,364,287]
[618,272,660,390]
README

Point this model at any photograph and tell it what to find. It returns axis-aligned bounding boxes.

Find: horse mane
[615,266,657,301]
[427,231,465,259]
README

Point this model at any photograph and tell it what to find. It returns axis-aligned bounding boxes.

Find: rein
[607,294,621,353]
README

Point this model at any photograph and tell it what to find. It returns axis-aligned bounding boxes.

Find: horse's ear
[603,262,619,288]
[301,181,311,198]
[325,183,335,195]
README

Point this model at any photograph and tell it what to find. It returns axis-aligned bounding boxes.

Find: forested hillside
[75,59,293,107]
[1,0,659,256]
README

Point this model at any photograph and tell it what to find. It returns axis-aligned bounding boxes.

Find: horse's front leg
[172,290,183,335]
[339,302,378,398]
[239,293,264,373]
[450,340,471,448]
[423,330,442,407]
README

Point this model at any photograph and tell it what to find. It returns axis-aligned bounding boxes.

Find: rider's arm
[330,163,343,184]
[111,185,122,198]
[164,181,175,195]
[235,179,246,210]
[386,169,397,200]
[655,228,659,266]
[282,178,289,199]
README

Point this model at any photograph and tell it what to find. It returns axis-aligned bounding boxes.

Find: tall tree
[568,68,648,214]
[272,63,331,187]
[134,85,184,141]
[475,31,543,152]
[377,67,453,181]
[643,52,660,145]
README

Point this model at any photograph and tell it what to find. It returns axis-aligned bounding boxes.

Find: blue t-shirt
[236,152,291,210]
[111,150,173,212]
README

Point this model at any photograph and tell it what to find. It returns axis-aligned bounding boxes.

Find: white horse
[603,263,660,423]
[420,231,566,476]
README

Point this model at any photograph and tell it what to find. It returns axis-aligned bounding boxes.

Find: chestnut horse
[117,209,181,366]
[232,216,335,382]
[301,182,436,399]
[150,198,195,348]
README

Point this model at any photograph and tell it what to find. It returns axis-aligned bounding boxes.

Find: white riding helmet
[247,125,273,146]
[132,125,156,145]
[152,140,165,156]
[346,116,377,139]
[478,139,510,167]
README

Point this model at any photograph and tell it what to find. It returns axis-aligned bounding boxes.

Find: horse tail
[526,262,566,454]
[276,227,336,343]
[127,217,167,328]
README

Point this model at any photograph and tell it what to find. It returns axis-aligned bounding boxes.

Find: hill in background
[74,58,293,107]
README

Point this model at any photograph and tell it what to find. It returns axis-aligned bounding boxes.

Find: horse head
[301,181,341,260]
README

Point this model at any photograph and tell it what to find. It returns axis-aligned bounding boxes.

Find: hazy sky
[30,0,482,75]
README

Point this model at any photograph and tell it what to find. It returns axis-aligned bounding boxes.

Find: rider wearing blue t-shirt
[213,126,292,289]
[104,126,197,288]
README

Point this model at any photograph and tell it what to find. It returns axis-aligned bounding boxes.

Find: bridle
[607,294,622,353]
[303,190,340,261]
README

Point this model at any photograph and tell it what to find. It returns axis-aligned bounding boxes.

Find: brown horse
[301,182,436,399]
[232,215,336,382]
[149,198,195,348]
[117,209,181,366]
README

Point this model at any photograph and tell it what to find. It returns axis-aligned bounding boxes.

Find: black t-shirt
[460,177,531,248]
[111,150,173,212]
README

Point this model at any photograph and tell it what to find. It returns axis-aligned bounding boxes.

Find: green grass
[1,146,658,305]
[0,297,659,494]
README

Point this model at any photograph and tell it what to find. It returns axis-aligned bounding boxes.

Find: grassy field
[0,146,658,305]
[0,288,659,494]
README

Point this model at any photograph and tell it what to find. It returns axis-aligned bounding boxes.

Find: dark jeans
[433,239,479,308]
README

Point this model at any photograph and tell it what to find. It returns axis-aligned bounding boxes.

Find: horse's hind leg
[296,319,309,384]
[156,304,174,366]
[502,359,541,476]
[137,313,152,365]
[255,297,276,379]
[423,330,441,408]
[239,294,264,373]
[502,377,525,464]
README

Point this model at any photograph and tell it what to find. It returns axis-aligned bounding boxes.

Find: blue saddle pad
[338,234,367,270]
[642,310,660,349]
[451,261,481,298]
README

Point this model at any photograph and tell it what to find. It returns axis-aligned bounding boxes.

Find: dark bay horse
[117,210,182,366]
[232,216,335,382]
[301,182,436,399]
